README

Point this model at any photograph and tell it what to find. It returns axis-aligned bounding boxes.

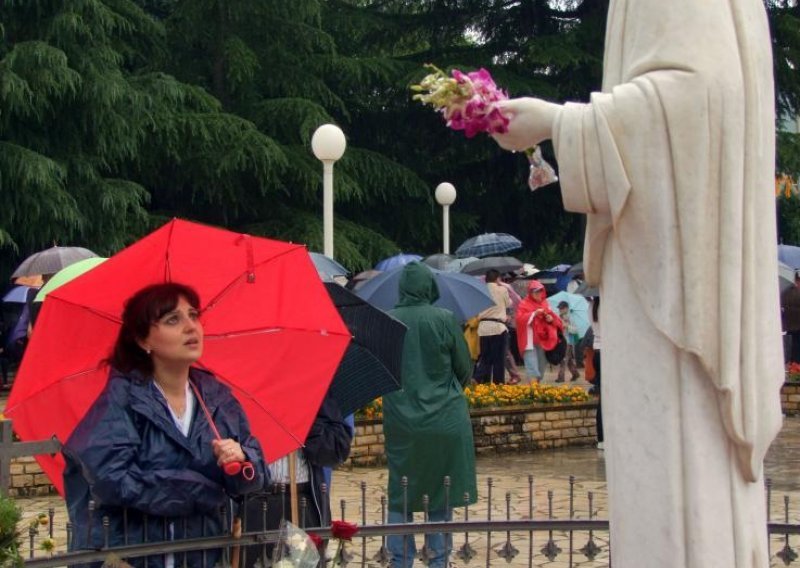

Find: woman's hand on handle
[212,438,245,466]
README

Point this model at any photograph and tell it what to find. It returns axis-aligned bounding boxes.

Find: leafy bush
[0,496,22,567]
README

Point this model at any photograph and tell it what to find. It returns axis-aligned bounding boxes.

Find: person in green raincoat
[384,262,478,568]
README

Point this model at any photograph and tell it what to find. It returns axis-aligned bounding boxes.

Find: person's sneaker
[596,442,605,450]
[555,377,565,383]
[571,374,580,381]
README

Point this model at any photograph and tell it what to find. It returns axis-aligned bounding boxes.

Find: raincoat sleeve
[66,392,227,517]
[448,313,472,387]
[219,394,268,496]
[303,394,352,467]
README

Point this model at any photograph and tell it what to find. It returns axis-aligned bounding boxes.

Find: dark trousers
[242,484,322,568]
[475,333,507,383]
[791,330,800,363]
[594,350,604,443]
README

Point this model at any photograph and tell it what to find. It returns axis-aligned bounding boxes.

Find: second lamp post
[435,182,457,254]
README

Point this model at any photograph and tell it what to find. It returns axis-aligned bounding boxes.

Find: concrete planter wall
[782,382,800,415]
[345,400,599,467]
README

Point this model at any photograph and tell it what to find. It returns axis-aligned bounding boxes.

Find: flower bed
[787,362,800,384]
[356,382,589,421]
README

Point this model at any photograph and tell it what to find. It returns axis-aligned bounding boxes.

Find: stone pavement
[15,415,800,567]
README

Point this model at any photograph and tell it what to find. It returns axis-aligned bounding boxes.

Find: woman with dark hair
[62,282,266,567]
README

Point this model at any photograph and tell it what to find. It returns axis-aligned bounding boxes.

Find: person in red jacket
[515,280,562,382]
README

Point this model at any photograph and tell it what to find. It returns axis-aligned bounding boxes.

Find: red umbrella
[4,219,351,494]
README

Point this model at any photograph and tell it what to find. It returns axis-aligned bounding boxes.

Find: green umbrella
[34,257,107,302]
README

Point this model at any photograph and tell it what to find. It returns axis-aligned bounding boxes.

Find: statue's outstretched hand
[491,98,562,151]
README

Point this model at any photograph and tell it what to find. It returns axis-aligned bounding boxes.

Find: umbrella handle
[223,460,256,481]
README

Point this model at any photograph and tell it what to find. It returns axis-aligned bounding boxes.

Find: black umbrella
[461,256,523,276]
[324,282,407,416]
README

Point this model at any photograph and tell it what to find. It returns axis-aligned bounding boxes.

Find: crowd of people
[465,268,596,386]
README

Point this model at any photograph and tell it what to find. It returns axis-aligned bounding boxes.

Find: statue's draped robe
[552,0,783,566]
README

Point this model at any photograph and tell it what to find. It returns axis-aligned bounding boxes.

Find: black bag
[545,329,567,366]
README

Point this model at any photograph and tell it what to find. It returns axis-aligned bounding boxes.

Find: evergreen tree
[0,0,283,278]
[324,0,608,264]
[149,0,430,270]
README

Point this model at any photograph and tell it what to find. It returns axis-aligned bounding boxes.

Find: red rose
[308,532,323,549]
[330,520,359,541]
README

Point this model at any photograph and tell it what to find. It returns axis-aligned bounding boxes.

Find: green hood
[395,262,440,307]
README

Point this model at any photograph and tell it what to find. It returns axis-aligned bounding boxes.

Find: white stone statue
[492,0,785,566]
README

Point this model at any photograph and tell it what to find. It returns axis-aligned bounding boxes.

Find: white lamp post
[311,124,347,258]
[434,182,457,254]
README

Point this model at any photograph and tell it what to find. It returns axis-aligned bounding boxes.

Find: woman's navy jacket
[63,367,266,567]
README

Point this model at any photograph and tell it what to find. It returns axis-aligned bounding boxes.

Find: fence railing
[0,419,60,496]
[3,419,800,567]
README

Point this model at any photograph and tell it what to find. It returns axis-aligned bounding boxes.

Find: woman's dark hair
[108,283,201,375]
[592,295,601,323]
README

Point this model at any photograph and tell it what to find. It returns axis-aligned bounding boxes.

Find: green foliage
[778,193,800,246]
[0,0,284,279]
[0,496,22,567]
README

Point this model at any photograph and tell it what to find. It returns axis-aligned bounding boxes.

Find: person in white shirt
[474,269,511,383]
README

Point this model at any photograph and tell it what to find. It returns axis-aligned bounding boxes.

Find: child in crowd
[556,301,580,382]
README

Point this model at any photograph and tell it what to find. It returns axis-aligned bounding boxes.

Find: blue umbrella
[356,263,495,323]
[455,233,522,258]
[2,285,33,303]
[779,244,800,269]
[547,291,591,339]
[309,252,350,279]
[375,253,422,271]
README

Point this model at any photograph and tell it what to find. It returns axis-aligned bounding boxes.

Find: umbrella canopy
[34,257,107,303]
[547,291,591,339]
[779,244,800,269]
[346,269,383,292]
[2,285,33,304]
[461,256,523,276]
[5,219,351,494]
[445,256,479,272]
[574,281,599,298]
[355,263,495,323]
[310,252,350,279]
[422,253,455,270]
[780,261,796,293]
[567,262,584,276]
[375,253,423,271]
[550,263,572,272]
[533,270,573,294]
[454,233,522,258]
[11,246,97,278]
[324,282,406,416]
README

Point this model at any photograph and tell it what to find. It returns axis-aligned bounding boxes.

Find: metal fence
[16,476,800,568]
[3,420,800,567]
